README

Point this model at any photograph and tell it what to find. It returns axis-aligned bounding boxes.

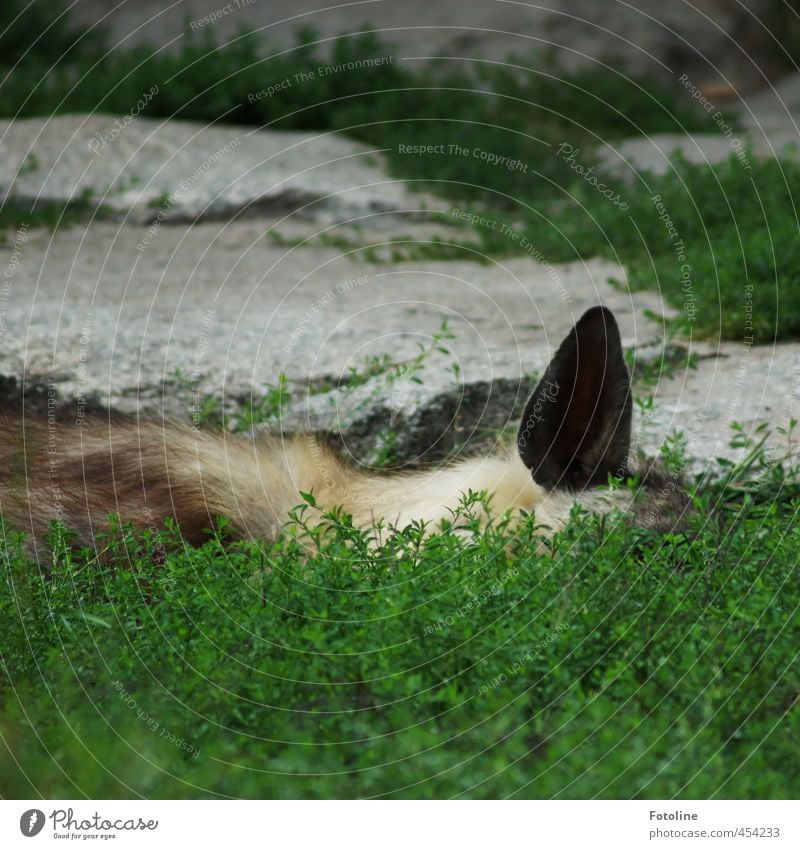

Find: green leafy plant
[1,453,799,798]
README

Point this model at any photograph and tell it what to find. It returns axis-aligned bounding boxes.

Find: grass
[346,150,800,344]
[484,152,800,344]
[0,195,112,235]
[1,431,799,799]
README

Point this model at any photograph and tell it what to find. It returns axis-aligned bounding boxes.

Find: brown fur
[0,308,691,555]
[0,413,356,549]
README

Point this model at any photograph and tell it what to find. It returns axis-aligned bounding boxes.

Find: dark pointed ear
[517,306,632,489]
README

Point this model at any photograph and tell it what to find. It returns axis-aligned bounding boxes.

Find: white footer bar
[2,800,797,848]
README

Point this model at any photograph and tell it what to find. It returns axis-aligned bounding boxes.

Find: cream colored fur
[0,416,635,550]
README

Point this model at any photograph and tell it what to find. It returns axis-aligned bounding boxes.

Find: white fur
[339,445,633,538]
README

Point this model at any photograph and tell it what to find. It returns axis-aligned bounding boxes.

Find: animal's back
[0,308,686,553]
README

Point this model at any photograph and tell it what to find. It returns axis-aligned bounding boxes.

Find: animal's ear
[517,306,632,490]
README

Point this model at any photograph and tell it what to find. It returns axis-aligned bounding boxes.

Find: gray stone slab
[0,114,422,224]
[0,217,673,462]
[2,207,798,477]
[737,73,800,134]
[0,218,656,401]
[596,131,799,180]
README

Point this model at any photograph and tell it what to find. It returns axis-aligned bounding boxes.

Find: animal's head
[516,306,689,533]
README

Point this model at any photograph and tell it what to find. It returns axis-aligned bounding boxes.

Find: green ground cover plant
[470,153,800,343]
[1,434,799,799]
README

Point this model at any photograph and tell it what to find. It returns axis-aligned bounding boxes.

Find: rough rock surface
[4,53,800,479]
[0,114,421,225]
[2,216,798,477]
[738,73,800,134]
[0,216,655,407]
[596,130,799,179]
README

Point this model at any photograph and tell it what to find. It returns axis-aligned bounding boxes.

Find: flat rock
[596,131,799,180]
[0,114,421,225]
[2,215,798,478]
[737,72,800,134]
[0,218,656,398]
[0,216,663,448]
[597,72,800,179]
[636,341,800,477]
